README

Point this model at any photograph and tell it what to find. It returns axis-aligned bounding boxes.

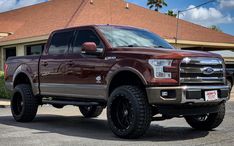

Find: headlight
[148,59,173,78]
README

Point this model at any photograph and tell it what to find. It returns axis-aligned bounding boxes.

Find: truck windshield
[98,26,174,49]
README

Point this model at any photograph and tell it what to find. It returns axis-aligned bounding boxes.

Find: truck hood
[110,47,222,59]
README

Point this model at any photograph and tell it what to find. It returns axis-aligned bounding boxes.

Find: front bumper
[146,85,230,105]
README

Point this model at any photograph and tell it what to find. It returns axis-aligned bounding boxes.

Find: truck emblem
[96,76,102,83]
[202,67,215,75]
[105,56,116,60]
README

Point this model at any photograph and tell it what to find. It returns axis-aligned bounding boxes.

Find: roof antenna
[125,0,129,9]
[90,0,93,4]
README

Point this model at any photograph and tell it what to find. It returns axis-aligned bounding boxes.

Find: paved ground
[0,101,234,146]
[0,91,233,146]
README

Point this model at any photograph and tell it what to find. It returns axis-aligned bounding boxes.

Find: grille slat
[180,57,225,84]
[180,67,223,74]
[180,73,223,78]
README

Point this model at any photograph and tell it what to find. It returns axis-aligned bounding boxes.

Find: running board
[42,99,100,106]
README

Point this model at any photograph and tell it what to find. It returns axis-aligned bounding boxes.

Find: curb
[0,100,10,108]
[0,105,10,108]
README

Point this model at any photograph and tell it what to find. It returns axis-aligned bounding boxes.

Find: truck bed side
[5,55,40,95]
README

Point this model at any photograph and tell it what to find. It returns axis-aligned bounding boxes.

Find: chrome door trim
[39,83,107,100]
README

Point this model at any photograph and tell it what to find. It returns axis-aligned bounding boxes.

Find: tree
[147,0,168,12]
[165,10,177,17]
[209,25,222,32]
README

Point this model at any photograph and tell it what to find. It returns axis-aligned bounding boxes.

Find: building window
[26,44,45,55]
[5,47,16,60]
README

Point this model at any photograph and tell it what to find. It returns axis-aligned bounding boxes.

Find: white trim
[0,35,49,46]
[166,39,234,48]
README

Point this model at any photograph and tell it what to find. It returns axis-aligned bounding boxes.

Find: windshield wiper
[153,45,165,48]
[117,45,152,48]
[117,45,136,47]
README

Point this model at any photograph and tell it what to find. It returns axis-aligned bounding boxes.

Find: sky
[0,0,233,36]
[128,0,234,36]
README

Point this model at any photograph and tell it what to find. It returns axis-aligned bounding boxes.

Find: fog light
[161,91,168,97]
[160,90,176,99]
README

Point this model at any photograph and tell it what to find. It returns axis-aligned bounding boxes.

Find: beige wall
[0,40,46,70]
[16,44,25,56]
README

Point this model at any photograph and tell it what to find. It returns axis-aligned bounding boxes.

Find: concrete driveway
[0,100,234,146]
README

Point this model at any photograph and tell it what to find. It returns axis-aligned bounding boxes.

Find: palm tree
[165,10,177,17]
[147,0,168,12]
[209,25,222,32]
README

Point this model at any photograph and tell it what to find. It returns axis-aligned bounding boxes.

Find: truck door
[39,30,75,96]
[64,28,109,100]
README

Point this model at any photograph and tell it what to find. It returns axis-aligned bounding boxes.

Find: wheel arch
[107,67,147,96]
[13,65,38,95]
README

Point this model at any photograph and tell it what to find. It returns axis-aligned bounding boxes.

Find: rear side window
[73,29,103,54]
[48,31,74,55]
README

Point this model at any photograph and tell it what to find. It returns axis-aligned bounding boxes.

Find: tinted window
[26,44,45,55]
[49,31,74,54]
[73,29,103,54]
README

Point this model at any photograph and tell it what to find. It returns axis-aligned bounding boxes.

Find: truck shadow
[0,114,209,141]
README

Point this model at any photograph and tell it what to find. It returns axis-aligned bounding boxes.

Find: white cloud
[219,0,234,8]
[180,5,234,26]
[0,0,47,13]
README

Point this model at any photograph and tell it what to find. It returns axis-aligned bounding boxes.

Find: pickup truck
[5,25,230,139]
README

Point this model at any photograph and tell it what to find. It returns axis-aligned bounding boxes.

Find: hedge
[0,71,11,99]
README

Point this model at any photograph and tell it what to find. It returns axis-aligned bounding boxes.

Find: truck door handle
[79,65,95,69]
[67,61,74,66]
[42,62,48,66]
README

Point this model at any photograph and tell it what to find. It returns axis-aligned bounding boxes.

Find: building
[0,0,234,70]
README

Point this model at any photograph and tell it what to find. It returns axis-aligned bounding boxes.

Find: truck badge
[96,76,102,83]
[202,67,215,75]
[105,56,116,60]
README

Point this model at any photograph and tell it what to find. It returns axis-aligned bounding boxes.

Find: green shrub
[0,71,11,99]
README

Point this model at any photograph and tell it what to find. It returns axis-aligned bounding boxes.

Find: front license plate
[205,90,218,101]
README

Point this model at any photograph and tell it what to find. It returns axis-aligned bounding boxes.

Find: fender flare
[13,65,38,95]
[106,67,148,96]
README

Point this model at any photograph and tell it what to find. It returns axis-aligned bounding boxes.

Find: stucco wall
[0,44,25,70]
[0,40,46,70]
[16,44,25,56]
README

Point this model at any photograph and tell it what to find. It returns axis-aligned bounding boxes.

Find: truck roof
[52,24,148,33]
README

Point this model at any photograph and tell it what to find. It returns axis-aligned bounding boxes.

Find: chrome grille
[180,57,225,84]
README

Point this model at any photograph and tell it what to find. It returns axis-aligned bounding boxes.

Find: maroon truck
[5,25,230,139]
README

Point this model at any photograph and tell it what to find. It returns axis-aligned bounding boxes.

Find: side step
[42,99,100,106]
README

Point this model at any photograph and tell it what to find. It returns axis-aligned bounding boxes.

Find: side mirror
[82,42,99,55]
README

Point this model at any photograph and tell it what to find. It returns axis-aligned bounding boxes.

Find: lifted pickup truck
[5,25,230,139]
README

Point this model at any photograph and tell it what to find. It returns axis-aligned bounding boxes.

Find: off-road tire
[11,84,38,122]
[185,103,225,130]
[79,106,103,118]
[107,85,151,139]
[227,79,233,92]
